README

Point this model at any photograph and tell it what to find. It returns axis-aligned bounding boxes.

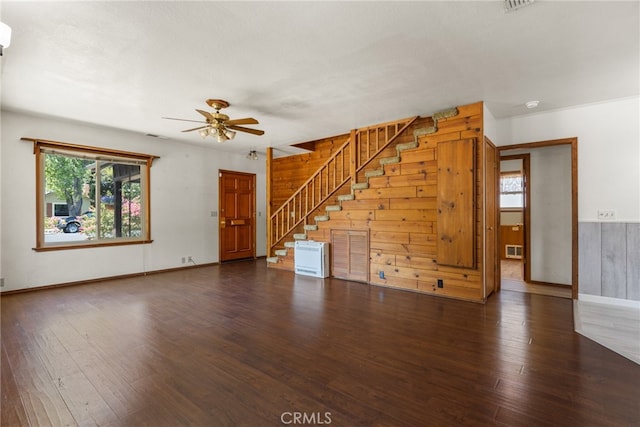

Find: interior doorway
[498,138,578,299]
[499,154,528,287]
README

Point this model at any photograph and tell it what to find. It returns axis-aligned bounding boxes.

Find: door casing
[218,170,256,262]
[498,138,578,298]
[484,137,499,298]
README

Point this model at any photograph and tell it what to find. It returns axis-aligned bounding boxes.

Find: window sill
[33,239,153,252]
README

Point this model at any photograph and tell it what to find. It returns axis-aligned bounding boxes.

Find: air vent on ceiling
[504,0,534,13]
[145,133,168,139]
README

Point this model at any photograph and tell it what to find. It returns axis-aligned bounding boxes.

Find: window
[26,138,158,251]
[500,171,524,209]
[53,203,69,217]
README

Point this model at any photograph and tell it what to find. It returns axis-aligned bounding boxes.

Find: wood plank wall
[270,135,349,212]
[271,102,486,302]
[367,102,484,301]
[579,222,640,301]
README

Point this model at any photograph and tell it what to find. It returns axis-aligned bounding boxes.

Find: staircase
[267,107,458,268]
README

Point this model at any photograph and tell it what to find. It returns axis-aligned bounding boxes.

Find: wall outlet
[437,279,444,288]
[597,210,616,220]
[379,271,385,279]
[181,257,186,264]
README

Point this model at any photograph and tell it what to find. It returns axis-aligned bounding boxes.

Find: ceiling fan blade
[162,117,207,124]
[196,109,215,121]
[227,125,265,136]
[225,117,259,126]
[182,125,209,132]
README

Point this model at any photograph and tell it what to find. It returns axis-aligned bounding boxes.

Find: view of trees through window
[44,153,143,244]
[29,137,154,250]
[500,172,524,209]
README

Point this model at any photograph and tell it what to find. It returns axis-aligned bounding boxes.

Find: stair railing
[351,116,418,176]
[268,116,418,254]
[269,137,351,251]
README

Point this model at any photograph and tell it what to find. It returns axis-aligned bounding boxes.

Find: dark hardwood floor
[2,259,639,426]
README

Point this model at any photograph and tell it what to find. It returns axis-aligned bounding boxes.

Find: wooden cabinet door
[436,138,476,268]
[331,229,369,283]
[219,170,255,262]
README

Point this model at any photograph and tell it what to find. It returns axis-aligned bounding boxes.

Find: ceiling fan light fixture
[525,100,540,109]
[164,99,264,142]
[0,22,12,56]
[216,130,229,143]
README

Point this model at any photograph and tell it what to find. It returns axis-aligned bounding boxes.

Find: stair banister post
[266,147,273,256]
[349,128,357,186]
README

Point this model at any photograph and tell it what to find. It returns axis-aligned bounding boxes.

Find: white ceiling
[1,1,638,156]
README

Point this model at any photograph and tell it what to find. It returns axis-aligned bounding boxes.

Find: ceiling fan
[163,99,264,142]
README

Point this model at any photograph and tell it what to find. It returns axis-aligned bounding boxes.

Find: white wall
[496,96,640,295]
[500,212,522,225]
[0,108,3,287]
[483,103,497,144]
[0,0,3,287]
[0,6,4,285]
[0,111,267,292]
[496,96,640,222]
[528,145,572,285]
[500,159,521,173]
[0,112,3,288]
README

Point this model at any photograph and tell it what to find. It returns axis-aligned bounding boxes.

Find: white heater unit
[294,241,329,278]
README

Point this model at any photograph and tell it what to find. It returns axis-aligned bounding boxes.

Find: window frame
[25,137,159,251]
[499,170,524,211]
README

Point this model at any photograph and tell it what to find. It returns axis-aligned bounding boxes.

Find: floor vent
[506,244,523,259]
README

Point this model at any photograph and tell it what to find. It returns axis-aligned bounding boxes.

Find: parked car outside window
[56,211,93,233]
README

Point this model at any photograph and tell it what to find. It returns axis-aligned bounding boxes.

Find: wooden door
[331,229,369,283]
[484,138,499,296]
[219,170,256,262]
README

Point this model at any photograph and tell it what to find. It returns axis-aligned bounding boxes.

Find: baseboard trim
[0,262,219,295]
[578,293,640,309]
[527,279,572,288]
